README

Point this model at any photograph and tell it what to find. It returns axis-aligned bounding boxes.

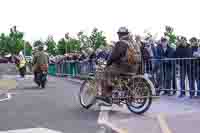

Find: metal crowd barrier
[49,59,96,78]
[144,57,200,95]
[49,57,200,96]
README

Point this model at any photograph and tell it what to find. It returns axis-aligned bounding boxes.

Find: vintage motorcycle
[79,59,155,114]
[34,64,48,88]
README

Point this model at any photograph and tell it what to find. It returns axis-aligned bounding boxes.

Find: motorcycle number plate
[42,72,47,74]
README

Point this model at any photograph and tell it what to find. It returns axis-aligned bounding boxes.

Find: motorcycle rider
[13,51,26,78]
[32,43,49,87]
[98,27,142,104]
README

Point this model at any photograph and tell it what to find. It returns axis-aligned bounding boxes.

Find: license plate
[42,71,47,74]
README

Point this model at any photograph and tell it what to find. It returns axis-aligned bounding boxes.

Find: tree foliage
[56,33,81,55]
[0,26,108,56]
[77,28,107,52]
[89,28,107,50]
[0,26,26,55]
[45,35,56,56]
[57,38,66,55]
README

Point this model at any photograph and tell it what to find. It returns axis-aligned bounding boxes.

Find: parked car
[0,56,13,63]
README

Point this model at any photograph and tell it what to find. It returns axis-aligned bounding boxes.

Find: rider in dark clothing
[32,44,49,86]
[98,27,141,104]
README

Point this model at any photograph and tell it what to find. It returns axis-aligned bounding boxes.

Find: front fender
[132,75,156,95]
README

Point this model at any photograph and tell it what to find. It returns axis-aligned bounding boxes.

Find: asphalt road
[1,64,200,133]
[0,75,99,133]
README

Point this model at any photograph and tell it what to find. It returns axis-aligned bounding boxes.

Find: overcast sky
[0,0,200,43]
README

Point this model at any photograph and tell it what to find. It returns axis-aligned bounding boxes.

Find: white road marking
[0,128,62,133]
[157,113,172,133]
[97,106,110,124]
[0,93,12,102]
[103,121,128,133]
[97,105,128,133]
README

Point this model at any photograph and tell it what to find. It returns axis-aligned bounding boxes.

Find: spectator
[175,36,193,98]
[96,48,108,61]
[79,51,87,61]
[142,38,157,73]
[141,38,160,94]
[190,37,200,97]
[157,37,175,96]
[87,48,96,73]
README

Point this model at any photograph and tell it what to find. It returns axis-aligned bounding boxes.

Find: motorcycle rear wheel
[126,76,152,114]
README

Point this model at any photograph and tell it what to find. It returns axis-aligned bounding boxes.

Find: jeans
[197,80,200,96]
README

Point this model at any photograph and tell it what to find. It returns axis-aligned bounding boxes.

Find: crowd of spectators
[50,26,200,98]
[141,32,200,98]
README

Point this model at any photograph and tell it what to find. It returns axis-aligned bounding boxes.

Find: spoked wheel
[126,76,152,114]
[79,80,97,109]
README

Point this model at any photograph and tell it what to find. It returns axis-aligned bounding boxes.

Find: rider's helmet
[117,27,130,39]
[38,43,44,51]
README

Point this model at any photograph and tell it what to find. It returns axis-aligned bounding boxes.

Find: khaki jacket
[32,51,49,72]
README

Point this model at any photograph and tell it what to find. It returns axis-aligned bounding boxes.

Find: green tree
[57,33,81,55]
[89,28,107,50]
[8,26,24,55]
[66,38,81,53]
[45,35,56,55]
[57,38,66,55]
[77,31,90,51]
[0,26,25,55]
[0,33,8,55]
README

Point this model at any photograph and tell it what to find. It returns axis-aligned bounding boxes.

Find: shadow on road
[15,86,42,91]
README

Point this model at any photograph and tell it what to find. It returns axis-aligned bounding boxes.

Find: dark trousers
[160,63,172,94]
[172,62,177,94]
[19,66,26,77]
[180,63,194,96]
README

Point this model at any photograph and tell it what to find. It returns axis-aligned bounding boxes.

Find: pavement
[0,63,200,133]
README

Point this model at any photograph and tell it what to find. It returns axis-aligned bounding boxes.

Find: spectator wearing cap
[175,36,193,98]
[141,37,157,74]
[157,37,175,95]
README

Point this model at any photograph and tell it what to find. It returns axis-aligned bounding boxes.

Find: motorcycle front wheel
[79,80,97,109]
